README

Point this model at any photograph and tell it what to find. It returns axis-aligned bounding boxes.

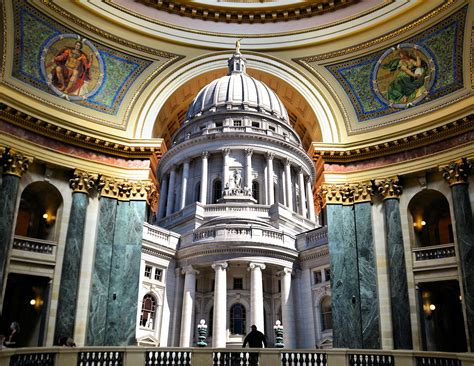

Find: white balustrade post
[249,262,266,332]
[180,265,199,347]
[212,261,228,347]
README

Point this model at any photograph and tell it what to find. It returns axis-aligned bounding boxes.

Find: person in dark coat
[242,325,267,366]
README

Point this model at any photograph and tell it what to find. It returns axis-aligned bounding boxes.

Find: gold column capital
[352,181,374,203]
[1,148,32,177]
[146,184,159,213]
[319,183,353,205]
[97,176,121,199]
[440,158,472,186]
[375,177,403,200]
[69,170,97,194]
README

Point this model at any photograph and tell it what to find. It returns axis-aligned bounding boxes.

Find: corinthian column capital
[319,183,353,205]
[2,148,32,177]
[352,181,374,203]
[97,176,121,199]
[69,170,98,194]
[440,158,472,186]
[375,177,403,200]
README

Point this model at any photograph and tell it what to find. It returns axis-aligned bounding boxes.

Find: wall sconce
[429,304,436,311]
[42,213,49,220]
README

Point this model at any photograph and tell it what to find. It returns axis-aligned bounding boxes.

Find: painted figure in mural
[382,47,427,104]
[50,41,94,95]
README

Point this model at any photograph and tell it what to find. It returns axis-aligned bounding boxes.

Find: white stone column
[212,261,228,348]
[166,167,176,216]
[266,153,275,205]
[223,148,230,189]
[284,159,293,210]
[157,175,168,219]
[281,168,287,206]
[279,267,296,348]
[264,164,268,204]
[200,152,208,204]
[180,160,190,210]
[248,262,266,332]
[245,149,253,191]
[180,265,199,347]
[306,177,316,221]
[299,268,316,348]
[298,168,307,218]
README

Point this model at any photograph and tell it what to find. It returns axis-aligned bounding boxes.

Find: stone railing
[12,235,57,257]
[190,224,294,248]
[204,203,271,217]
[0,348,471,366]
[412,243,456,261]
[143,223,180,250]
[296,226,328,249]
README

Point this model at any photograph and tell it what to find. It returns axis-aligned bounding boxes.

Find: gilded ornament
[1,148,31,177]
[69,170,97,194]
[375,177,403,200]
[440,158,472,186]
[352,181,374,203]
[97,176,121,199]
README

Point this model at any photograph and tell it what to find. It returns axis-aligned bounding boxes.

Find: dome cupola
[185,42,289,124]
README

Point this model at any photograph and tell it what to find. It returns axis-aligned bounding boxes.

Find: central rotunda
[154,46,323,348]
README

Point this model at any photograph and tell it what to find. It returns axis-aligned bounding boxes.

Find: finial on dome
[228,39,246,75]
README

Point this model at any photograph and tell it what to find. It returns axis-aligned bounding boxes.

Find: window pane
[144,265,152,278]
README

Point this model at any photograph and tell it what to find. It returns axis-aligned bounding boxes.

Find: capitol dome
[185,48,289,123]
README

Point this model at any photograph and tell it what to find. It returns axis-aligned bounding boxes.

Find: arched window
[230,303,246,335]
[140,294,157,329]
[195,181,201,202]
[213,179,222,203]
[252,180,259,203]
[321,296,332,331]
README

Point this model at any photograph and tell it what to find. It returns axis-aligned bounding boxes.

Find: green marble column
[354,181,380,349]
[377,178,412,349]
[0,148,30,302]
[324,184,362,348]
[55,171,95,343]
[441,159,474,351]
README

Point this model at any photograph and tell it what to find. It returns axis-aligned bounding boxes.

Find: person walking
[242,325,267,366]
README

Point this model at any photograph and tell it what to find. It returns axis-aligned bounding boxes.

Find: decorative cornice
[70,170,97,194]
[375,177,403,200]
[440,158,472,186]
[0,104,162,159]
[1,147,32,177]
[297,0,456,62]
[312,115,473,163]
[352,181,374,204]
[134,0,358,25]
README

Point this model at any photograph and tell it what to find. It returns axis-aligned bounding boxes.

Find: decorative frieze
[1,147,32,177]
[375,177,403,200]
[69,170,97,194]
[440,158,472,186]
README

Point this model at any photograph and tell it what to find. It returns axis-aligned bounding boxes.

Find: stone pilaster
[180,266,199,347]
[440,158,474,351]
[55,170,96,343]
[376,177,412,349]
[87,177,148,346]
[212,261,228,347]
[352,181,380,349]
[320,183,362,348]
[0,148,31,299]
[279,267,296,348]
[248,262,265,332]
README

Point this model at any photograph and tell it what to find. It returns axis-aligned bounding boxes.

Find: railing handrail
[412,243,455,252]
[13,235,57,246]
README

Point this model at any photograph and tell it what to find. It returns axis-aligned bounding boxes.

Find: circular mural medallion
[373,43,435,109]
[41,34,104,101]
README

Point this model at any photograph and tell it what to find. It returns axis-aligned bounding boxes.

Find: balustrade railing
[412,244,456,261]
[143,223,179,249]
[12,236,56,256]
[0,348,472,366]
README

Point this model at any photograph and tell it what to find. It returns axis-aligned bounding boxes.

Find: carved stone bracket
[375,176,403,200]
[70,170,97,194]
[1,148,32,177]
[440,158,472,186]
